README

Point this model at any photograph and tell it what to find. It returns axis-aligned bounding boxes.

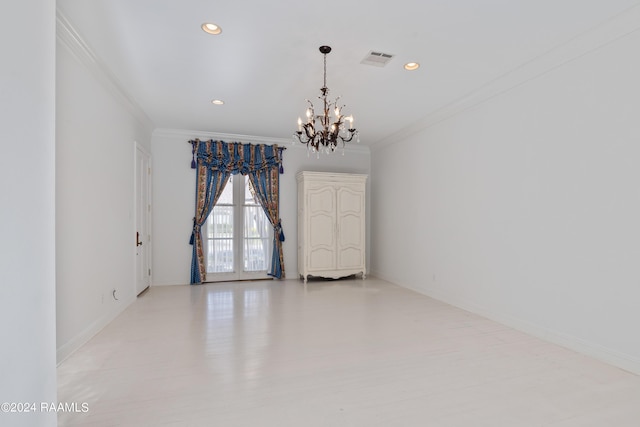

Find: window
[204,175,272,280]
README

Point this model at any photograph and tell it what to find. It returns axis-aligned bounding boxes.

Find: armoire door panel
[309,214,335,248]
[337,247,363,269]
[308,188,335,213]
[338,188,363,215]
[338,214,362,247]
[309,247,335,270]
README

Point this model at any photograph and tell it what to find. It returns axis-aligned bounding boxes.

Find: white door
[204,175,272,281]
[135,143,151,295]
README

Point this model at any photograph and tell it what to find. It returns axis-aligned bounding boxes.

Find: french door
[204,175,272,281]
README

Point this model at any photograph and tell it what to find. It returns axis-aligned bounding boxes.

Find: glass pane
[243,238,270,272]
[205,237,234,273]
[206,239,215,272]
[244,205,267,238]
[205,199,234,274]
[244,176,259,205]
[206,215,214,239]
[212,238,233,272]
[243,205,271,272]
[212,206,233,238]
[217,175,234,205]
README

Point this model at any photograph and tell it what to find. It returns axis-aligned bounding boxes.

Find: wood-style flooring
[57,277,640,426]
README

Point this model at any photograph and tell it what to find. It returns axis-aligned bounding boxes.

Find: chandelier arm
[295,132,309,145]
[303,123,315,139]
[339,129,357,144]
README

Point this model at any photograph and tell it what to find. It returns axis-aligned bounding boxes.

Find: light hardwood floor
[57,277,640,426]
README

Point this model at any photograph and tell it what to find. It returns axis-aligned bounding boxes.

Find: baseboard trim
[56,295,136,365]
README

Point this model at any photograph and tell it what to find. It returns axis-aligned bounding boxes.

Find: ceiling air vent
[361,50,394,67]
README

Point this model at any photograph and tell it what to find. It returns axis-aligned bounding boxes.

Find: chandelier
[294,45,358,153]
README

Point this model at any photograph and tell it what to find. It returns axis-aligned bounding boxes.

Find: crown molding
[56,10,155,134]
[371,3,640,151]
[152,128,370,154]
[152,128,291,145]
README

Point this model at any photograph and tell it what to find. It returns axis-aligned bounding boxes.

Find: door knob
[136,232,143,246]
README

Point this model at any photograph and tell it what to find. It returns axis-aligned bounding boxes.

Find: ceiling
[56,0,640,146]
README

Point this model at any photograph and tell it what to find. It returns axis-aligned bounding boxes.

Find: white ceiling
[56,0,640,146]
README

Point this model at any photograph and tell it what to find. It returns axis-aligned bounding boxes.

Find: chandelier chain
[323,52,327,89]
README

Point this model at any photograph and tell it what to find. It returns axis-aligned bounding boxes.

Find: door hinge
[148,268,151,276]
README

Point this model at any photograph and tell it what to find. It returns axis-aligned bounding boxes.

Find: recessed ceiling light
[211,99,224,105]
[404,62,420,71]
[201,23,222,35]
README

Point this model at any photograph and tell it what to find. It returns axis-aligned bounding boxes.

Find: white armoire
[297,171,367,283]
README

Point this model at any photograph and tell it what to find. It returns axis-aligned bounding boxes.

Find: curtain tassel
[276,220,285,242]
[278,147,285,174]
[189,218,197,244]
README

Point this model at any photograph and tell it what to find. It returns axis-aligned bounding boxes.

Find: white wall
[371,21,640,373]
[152,130,371,285]
[0,0,57,425]
[56,15,153,362]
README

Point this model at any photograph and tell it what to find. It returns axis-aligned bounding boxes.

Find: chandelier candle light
[294,45,358,154]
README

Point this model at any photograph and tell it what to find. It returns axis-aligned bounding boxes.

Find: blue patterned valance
[189,139,285,174]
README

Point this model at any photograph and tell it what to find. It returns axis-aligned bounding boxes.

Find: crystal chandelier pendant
[294,45,358,154]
